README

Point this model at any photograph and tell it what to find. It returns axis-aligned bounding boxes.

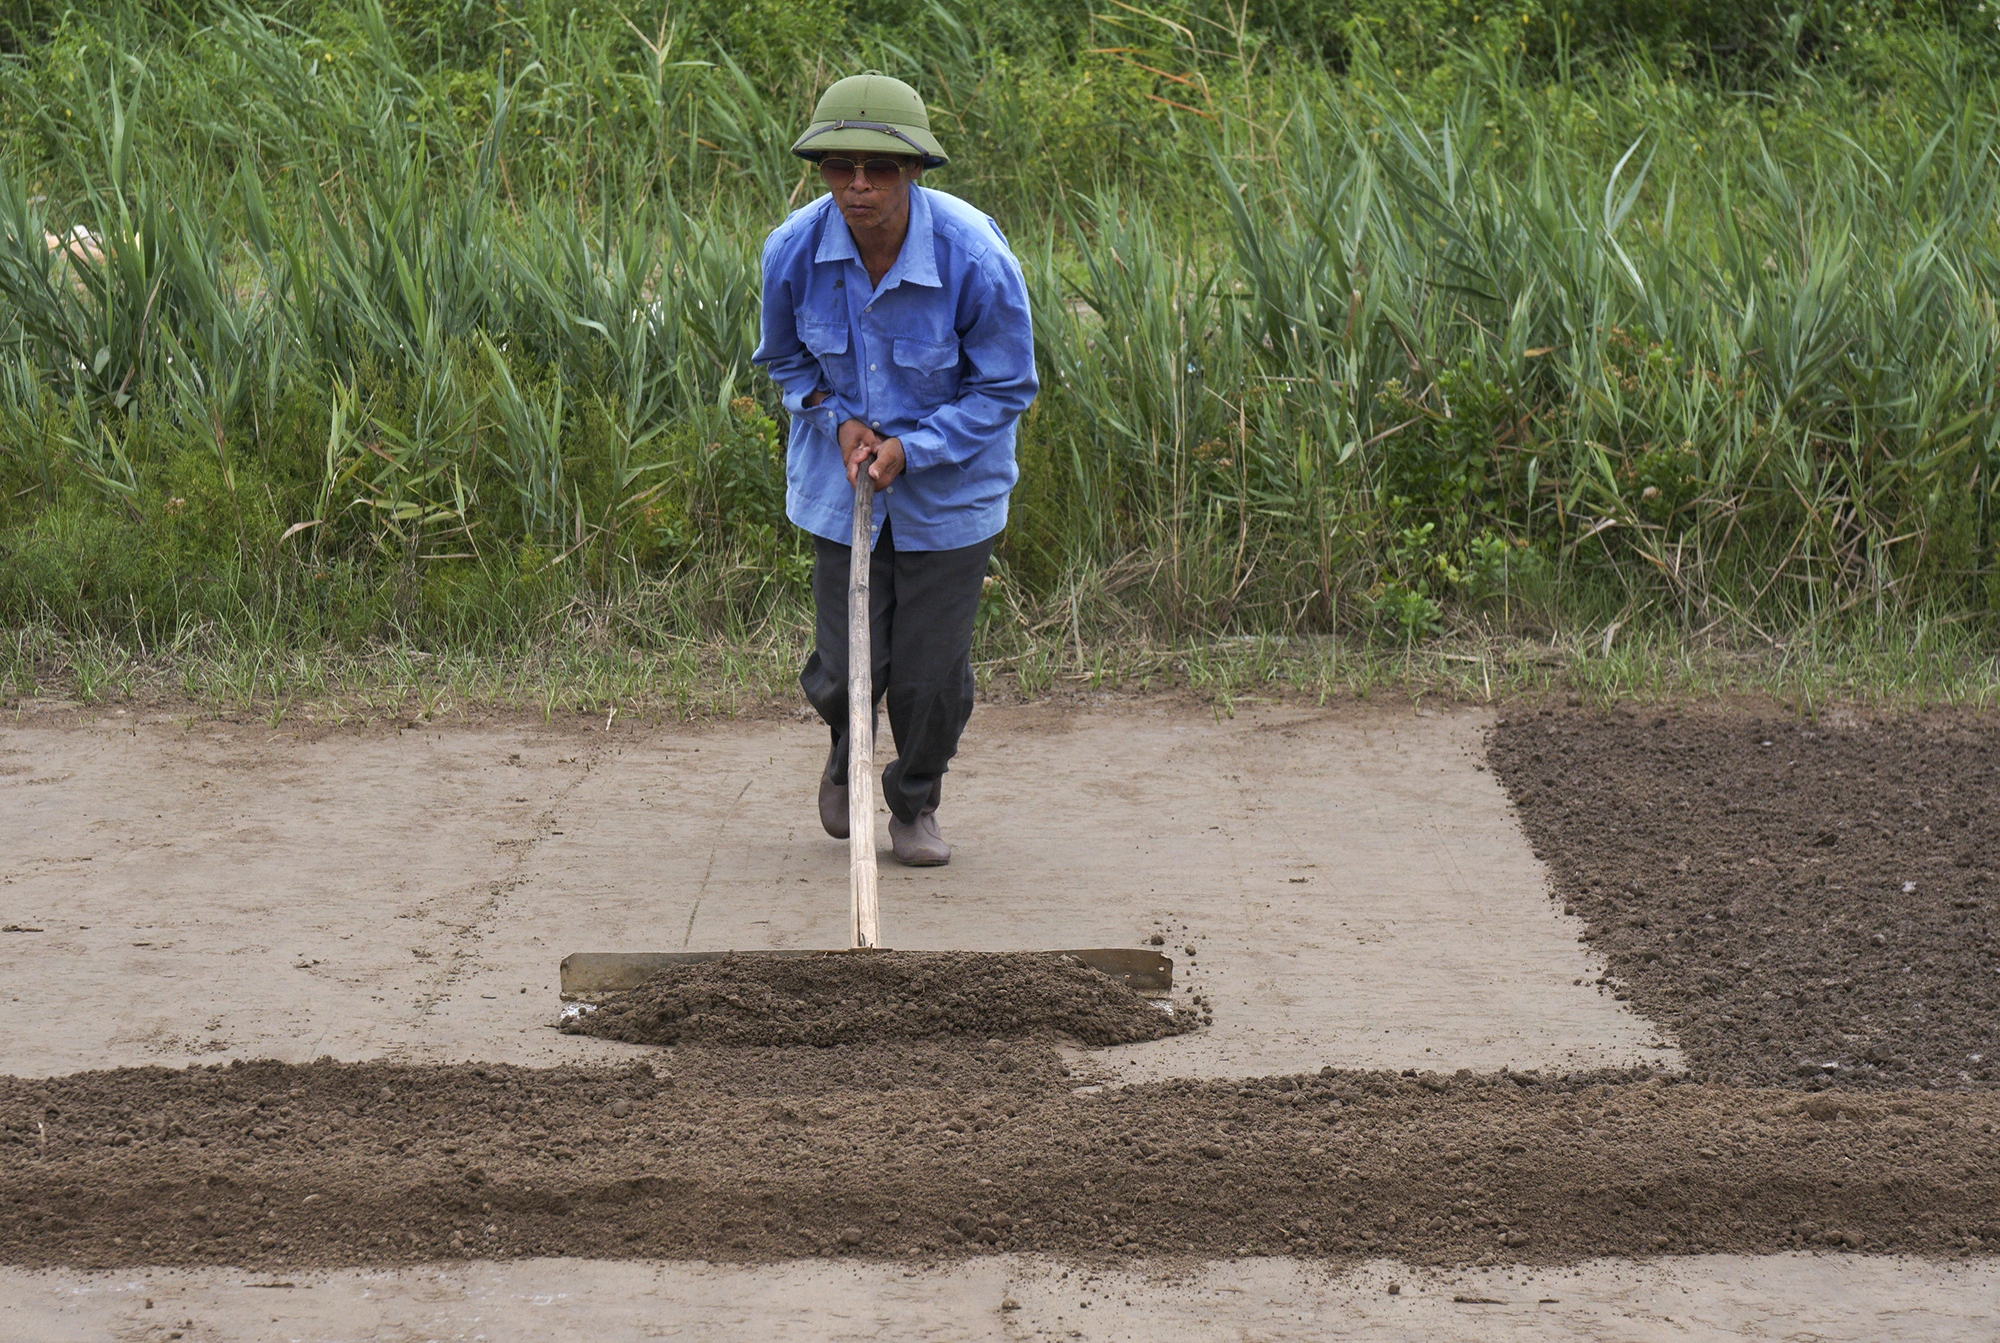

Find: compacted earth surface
[1489,706,2000,1089]
[3,698,1999,1331]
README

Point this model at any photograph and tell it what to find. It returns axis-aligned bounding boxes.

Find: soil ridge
[3,1056,1997,1270]
[561,950,1195,1049]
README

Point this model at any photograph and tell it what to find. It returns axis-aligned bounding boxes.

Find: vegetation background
[0,0,1996,714]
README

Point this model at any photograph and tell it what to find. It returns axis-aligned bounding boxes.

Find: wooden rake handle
[848,471,880,949]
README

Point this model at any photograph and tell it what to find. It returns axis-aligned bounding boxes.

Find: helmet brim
[791,121,948,169]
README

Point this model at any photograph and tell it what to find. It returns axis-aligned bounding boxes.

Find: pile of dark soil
[1490,707,1999,1089]
[563,951,1194,1048]
[3,1057,1997,1270]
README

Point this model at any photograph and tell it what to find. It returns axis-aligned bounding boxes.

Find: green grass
[0,0,1997,717]
[6,605,1997,723]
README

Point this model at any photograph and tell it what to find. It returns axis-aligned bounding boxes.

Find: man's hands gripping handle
[840,419,905,490]
[806,390,905,490]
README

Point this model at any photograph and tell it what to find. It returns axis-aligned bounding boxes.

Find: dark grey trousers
[800,518,995,825]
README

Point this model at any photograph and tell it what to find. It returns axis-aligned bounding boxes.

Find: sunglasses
[818,156,908,190]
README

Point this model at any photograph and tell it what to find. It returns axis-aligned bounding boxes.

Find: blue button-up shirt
[753,185,1038,551]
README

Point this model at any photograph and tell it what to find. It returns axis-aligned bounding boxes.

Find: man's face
[825,154,922,233]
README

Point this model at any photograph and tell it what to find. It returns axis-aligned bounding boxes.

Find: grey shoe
[819,740,848,840]
[889,808,951,866]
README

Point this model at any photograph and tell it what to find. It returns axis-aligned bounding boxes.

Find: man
[753,72,1037,867]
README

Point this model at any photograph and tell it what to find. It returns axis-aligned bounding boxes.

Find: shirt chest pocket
[798,318,858,400]
[892,336,961,407]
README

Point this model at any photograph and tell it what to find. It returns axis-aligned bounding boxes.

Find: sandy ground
[5,1254,1998,1341]
[4,698,1982,1339]
[0,700,1672,1082]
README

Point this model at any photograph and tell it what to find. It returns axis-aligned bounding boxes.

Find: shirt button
[869,363,877,371]
[871,421,881,428]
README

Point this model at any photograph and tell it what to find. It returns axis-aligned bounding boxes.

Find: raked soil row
[2,1052,1997,1270]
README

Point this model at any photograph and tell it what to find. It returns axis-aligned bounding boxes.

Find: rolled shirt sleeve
[778,383,857,444]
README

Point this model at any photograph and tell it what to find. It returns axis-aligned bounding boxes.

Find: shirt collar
[812,187,941,290]
[886,187,941,289]
[813,196,858,265]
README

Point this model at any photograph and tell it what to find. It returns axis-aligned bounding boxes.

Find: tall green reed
[0,0,1993,661]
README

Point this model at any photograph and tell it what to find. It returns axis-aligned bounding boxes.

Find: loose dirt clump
[563,951,1194,1048]
[3,1058,1998,1271]
[1490,707,2000,1089]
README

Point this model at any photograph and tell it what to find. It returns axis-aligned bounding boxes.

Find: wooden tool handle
[848,471,880,949]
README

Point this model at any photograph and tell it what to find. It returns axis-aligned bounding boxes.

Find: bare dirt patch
[4,1056,1999,1271]
[1489,707,2000,1088]
[11,702,2000,1284]
[562,951,1195,1049]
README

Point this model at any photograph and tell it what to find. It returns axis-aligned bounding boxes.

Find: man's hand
[837,416,876,459]
[840,419,906,490]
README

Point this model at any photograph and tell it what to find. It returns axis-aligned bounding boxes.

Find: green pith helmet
[791,72,948,169]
